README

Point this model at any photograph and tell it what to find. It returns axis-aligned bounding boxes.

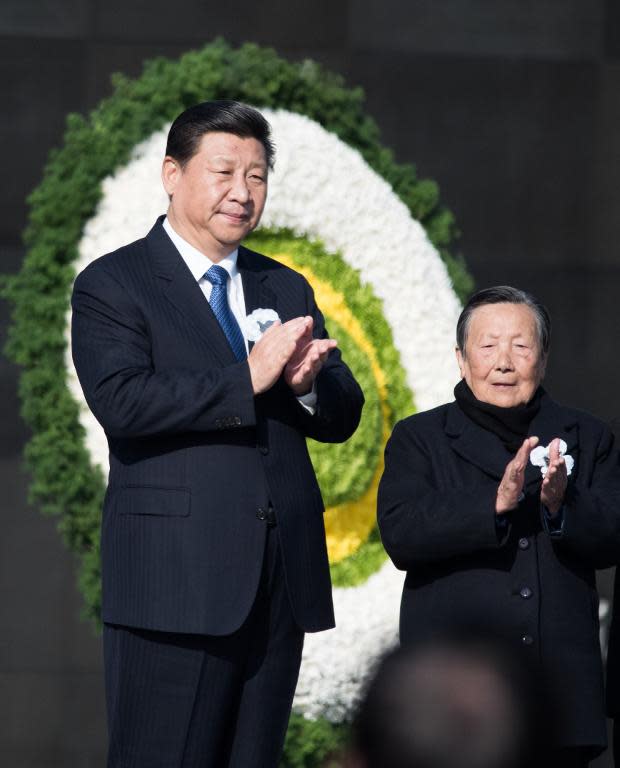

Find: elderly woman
[377,286,620,767]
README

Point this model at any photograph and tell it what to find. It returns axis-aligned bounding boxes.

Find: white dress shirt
[162,216,317,412]
[163,216,249,353]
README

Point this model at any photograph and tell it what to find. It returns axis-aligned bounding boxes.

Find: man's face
[162,131,268,259]
[455,303,545,408]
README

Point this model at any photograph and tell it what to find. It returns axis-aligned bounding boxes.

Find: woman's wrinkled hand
[540,437,568,517]
[495,436,539,516]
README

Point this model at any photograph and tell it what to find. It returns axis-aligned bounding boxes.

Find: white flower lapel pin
[530,439,575,477]
[245,308,280,342]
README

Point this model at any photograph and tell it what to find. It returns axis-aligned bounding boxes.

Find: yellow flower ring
[274,253,390,563]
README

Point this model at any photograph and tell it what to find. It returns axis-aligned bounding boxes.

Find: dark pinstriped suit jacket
[71,217,364,635]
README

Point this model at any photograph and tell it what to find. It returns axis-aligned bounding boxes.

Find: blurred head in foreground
[345,629,554,768]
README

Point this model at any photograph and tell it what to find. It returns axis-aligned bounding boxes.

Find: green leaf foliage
[282,714,349,768]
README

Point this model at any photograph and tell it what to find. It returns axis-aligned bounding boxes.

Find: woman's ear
[455,346,466,378]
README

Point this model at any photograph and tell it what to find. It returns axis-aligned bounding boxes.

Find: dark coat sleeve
[290,277,364,443]
[551,424,620,569]
[377,418,508,571]
[71,262,257,439]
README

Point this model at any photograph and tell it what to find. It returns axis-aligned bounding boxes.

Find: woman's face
[456,303,546,408]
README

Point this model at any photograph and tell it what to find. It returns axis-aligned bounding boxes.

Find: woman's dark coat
[377,392,620,751]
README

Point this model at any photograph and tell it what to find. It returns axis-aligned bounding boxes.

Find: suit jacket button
[518,537,530,550]
[259,445,269,455]
[520,587,533,599]
[257,508,267,520]
[522,634,534,646]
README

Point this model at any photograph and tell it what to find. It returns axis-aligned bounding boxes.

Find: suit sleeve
[257,276,364,444]
[377,419,509,571]
[71,262,256,438]
[550,424,620,568]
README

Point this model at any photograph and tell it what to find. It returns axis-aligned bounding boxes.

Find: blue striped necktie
[205,265,247,361]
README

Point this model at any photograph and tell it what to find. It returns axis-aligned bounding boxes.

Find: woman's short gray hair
[456,286,551,359]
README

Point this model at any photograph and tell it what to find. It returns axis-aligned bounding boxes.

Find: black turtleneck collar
[454,379,544,453]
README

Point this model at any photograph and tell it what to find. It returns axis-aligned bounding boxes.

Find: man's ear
[455,346,466,377]
[161,156,181,197]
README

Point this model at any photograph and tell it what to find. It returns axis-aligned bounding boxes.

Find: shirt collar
[162,216,239,282]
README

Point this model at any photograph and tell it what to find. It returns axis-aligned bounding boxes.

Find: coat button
[256,508,267,520]
[520,587,533,599]
[518,537,530,550]
[522,634,534,646]
[259,445,269,455]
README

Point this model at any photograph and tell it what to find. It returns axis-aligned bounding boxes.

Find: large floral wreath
[3,40,471,765]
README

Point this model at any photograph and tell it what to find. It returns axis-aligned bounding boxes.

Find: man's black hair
[165,100,275,169]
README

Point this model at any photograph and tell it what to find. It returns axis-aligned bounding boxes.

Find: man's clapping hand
[284,316,337,396]
[247,317,311,394]
[247,315,337,397]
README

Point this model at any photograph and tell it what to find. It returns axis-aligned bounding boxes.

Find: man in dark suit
[71,100,364,767]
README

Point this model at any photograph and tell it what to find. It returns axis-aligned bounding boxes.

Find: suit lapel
[237,246,278,350]
[147,218,237,366]
[238,246,278,314]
